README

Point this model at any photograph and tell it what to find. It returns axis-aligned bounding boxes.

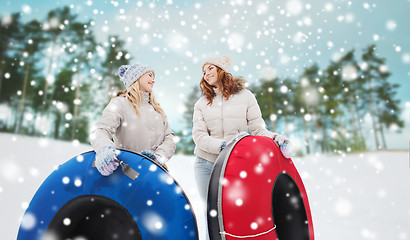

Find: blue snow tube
[17,150,198,240]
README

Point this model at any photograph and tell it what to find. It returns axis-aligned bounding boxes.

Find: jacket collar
[233,77,246,94]
[214,77,246,95]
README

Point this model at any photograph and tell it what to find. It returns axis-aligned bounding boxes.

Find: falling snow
[1,134,409,239]
[20,213,36,230]
[341,64,358,81]
[334,198,352,216]
[0,0,410,239]
[1,0,406,133]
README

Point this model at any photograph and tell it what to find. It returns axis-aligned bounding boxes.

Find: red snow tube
[207,135,314,240]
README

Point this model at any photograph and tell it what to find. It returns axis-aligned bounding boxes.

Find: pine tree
[51,69,75,139]
[178,86,201,154]
[292,80,311,155]
[252,77,282,132]
[40,7,77,115]
[28,76,46,135]
[338,50,367,151]
[64,20,97,140]
[14,20,44,134]
[0,13,21,96]
[101,35,130,103]
[0,57,23,131]
[322,61,345,152]
[295,64,324,153]
[360,45,402,149]
[374,73,404,149]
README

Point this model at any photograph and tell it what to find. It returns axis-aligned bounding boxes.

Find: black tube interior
[46,195,142,240]
[272,173,310,240]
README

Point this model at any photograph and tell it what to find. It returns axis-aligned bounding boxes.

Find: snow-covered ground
[0,133,409,239]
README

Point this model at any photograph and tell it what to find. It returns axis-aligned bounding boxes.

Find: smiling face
[138,71,155,93]
[203,64,220,88]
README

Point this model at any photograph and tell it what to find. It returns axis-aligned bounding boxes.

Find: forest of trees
[178,48,404,155]
[0,7,404,155]
[0,7,130,143]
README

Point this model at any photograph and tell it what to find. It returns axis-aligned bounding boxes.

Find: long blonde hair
[115,81,166,120]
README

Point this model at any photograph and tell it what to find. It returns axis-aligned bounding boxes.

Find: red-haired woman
[192,55,292,207]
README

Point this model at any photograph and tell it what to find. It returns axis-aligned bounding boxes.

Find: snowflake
[334,198,352,217]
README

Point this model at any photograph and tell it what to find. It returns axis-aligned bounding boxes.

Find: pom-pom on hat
[202,55,232,73]
[118,64,155,89]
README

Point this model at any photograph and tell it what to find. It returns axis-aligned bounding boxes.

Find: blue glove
[141,150,164,166]
[221,141,227,151]
[280,142,292,158]
[222,132,250,151]
[95,146,119,176]
[273,134,292,158]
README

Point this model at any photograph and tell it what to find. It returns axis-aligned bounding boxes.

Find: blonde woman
[90,64,176,176]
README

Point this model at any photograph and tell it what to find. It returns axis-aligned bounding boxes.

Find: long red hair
[200,66,236,105]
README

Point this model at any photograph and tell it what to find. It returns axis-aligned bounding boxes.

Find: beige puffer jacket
[90,93,176,162]
[192,78,276,162]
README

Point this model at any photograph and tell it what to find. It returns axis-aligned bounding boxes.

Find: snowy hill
[0,133,408,239]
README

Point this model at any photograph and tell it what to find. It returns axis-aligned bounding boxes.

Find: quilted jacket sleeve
[246,90,277,139]
[90,98,123,153]
[192,101,225,154]
[154,116,176,162]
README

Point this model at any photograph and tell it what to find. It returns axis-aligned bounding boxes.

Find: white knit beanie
[202,55,232,73]
[118,64,155,89]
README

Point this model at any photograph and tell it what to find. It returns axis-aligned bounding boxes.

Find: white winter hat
[118,64,155,89]
[202,55,232,73]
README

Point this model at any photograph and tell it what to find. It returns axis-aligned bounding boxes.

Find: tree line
[0,8,404,155]
[177,46,404,155]
[0,7,130,143]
